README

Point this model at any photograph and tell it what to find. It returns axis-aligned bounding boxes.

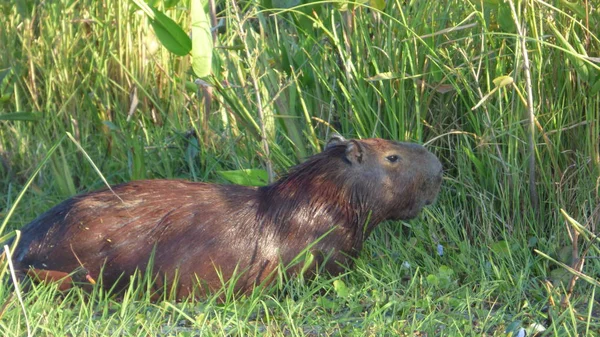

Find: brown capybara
[9,135,442,299]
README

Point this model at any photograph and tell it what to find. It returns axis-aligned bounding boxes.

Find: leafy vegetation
[1,0,599,335]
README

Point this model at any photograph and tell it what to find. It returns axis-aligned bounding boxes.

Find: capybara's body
[11,136,443,298]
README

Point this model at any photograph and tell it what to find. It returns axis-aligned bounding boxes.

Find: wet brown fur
[10,137,443,299]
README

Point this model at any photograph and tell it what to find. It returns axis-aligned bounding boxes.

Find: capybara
[9,135,442,298]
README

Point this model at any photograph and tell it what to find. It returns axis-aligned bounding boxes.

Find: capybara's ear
[326,133,346,150]
[344,140,363,164]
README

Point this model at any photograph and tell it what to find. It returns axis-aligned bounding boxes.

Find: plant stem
[508,0,538,212]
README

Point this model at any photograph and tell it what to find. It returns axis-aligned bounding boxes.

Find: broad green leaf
[132,0,191,56]
[191,0,212,77]
[0,112,40,121]
[150,7,192,56]
[217,169,269,186]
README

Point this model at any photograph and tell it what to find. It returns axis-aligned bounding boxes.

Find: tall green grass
[1,0,599,335]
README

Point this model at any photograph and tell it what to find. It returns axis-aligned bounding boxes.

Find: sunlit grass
[1,0,599,335]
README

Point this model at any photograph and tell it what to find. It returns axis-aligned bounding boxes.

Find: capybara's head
[322,134,443,221]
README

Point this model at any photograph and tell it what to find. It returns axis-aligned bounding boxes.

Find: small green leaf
[369,0,385,10]
[527,237,538,248]
[335,2,350,11]
[493,75,514,88]
[550,268,572,285]
[300,251,315,275]
[590,76,600,96]
[491,240,510,256]
[0,68,10,85]
[426,274,439,286]
[333,279,349,298]
[217,169,269,186]
[316,296,339,310]
[556,245,573,265]
[184,80,198,93]
[462,146,484,176]
[505,320,522,334]
[102,120,120,131]
[438,265,454,278]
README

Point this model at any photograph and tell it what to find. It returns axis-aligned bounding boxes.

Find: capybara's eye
[386,155,400,163]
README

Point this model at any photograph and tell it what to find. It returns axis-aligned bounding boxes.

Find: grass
[1,0,600,335]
